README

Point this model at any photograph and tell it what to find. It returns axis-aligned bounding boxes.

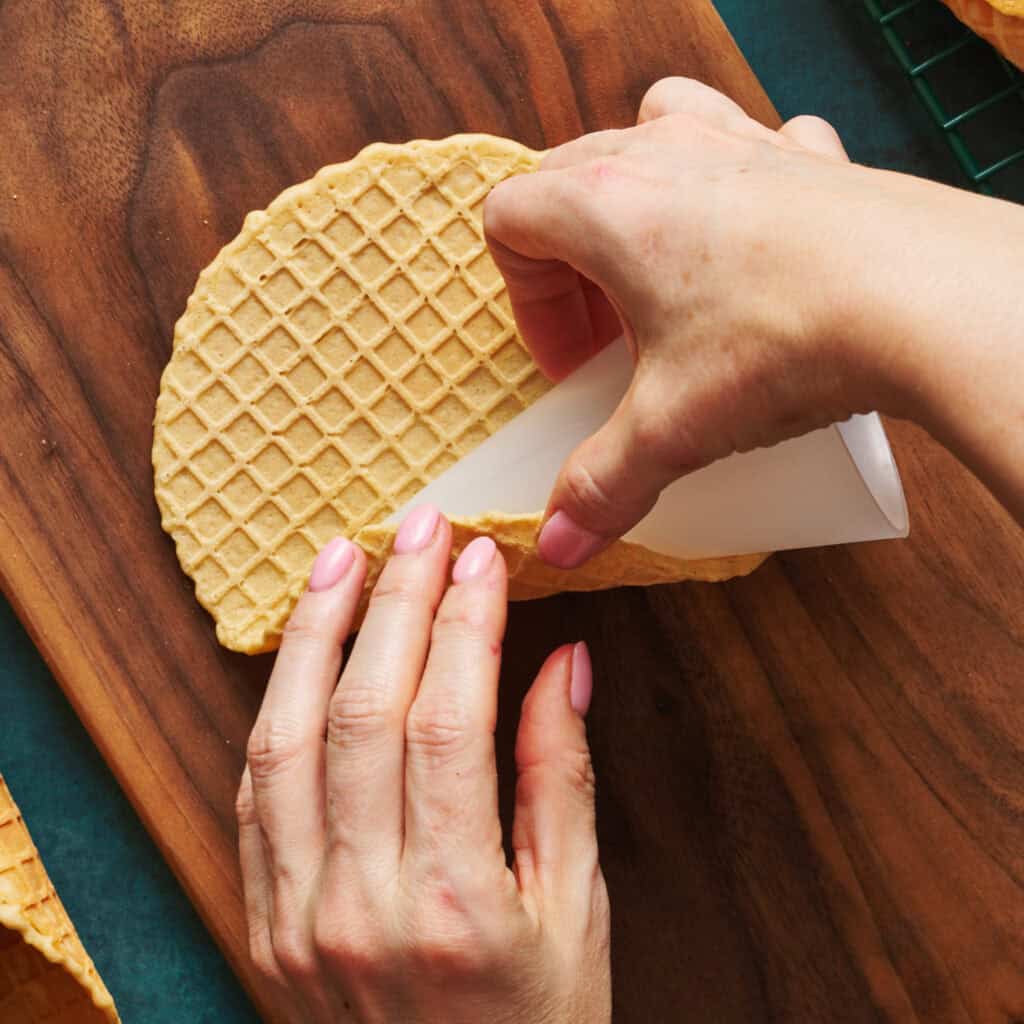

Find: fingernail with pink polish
[452,536,496,583]
[570,641,593,717]
[538,511,605,569]
[309,537,356,592]
[394,504,441,555]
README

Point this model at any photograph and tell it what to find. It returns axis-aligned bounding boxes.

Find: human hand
[236,510,610,1024]
[485,77,875,567]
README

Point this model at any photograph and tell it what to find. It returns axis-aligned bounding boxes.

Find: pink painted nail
[570,642,593,717]
[537,510,605,569]
[309,537,356,592]
[452,536,496,583]
[394,504,441,554]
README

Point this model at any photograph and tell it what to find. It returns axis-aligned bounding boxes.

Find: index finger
[484,170,622,380]
[486,235,620,381]
[485,169,622,382]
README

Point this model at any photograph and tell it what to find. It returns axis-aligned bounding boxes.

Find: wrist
[819,168,1024,519]
[734,159,924,428]
[813,168,1024,428]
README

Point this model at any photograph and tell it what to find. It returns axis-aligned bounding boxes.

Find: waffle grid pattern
[154,137,548,651]
[0,776,118,1022]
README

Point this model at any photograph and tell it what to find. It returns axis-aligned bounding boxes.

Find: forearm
[832,169,1024,523]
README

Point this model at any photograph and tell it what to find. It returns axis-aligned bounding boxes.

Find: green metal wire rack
[864,0,1024,198]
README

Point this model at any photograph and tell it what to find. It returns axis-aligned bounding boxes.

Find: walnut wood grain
[1,2,1021,1021]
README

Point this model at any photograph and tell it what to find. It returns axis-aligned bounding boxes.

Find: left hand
[236,505,611,1023]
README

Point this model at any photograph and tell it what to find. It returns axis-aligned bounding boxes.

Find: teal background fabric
[0,595,258,1022]
[0,3,973,1018]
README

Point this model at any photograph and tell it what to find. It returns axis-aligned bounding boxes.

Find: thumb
[537,387,683,569]
[512,643,600,911]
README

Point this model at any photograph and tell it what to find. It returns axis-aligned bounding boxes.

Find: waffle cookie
[357,514,765,607]
[0,775,119,1023]
[941,0,1024,68]
[153,134,767,654]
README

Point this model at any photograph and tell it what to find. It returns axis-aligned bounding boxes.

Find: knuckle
[638,79,670,121]
[248,937,282,987]
[412,934,489,978]
[281,601,336,650]
[568,157,619,194]
[638,75,694,121]
[518,745,596,802]
[367,571,427,616]
[782,115,845,158]
[405,702,471,763]
[630,395,704,475]
[482,177,519,235]
[313,918,385,981]
[271,921,317,985]
[630,404,669,452]
[326,681,396,747]
[406,901,492,979]
[537,142,570,172]
[632,406,682,466]
[560,745,597,799]
[562,459,618,527]
[247,919,286,989]
[792,113,835,133]
[432,597,491,643]
[658,111,711,142]
[516,745,598,806]
[246,719,306,781]
[404,866,515,980]
[235,777,257,826]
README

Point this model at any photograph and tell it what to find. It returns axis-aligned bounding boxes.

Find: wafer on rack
[942,0,1024,67]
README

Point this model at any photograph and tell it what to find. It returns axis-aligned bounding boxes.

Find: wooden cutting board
[1,2,1022,1021]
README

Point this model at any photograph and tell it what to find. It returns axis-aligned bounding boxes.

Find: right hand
[485,77,874,567]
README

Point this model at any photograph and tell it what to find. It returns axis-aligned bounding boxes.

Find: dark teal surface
[0,593,261,1022]
[0,3,974,1018]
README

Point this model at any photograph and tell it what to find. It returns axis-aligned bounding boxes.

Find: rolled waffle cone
[153,134,767,654]
[941,0,1024,68]
[0,775,119,1023]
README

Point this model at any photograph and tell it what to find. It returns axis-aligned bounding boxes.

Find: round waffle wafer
[0,775,119,1023]
[153,134,767,653]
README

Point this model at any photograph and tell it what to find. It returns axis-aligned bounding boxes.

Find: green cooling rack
[864,0,1024,198]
